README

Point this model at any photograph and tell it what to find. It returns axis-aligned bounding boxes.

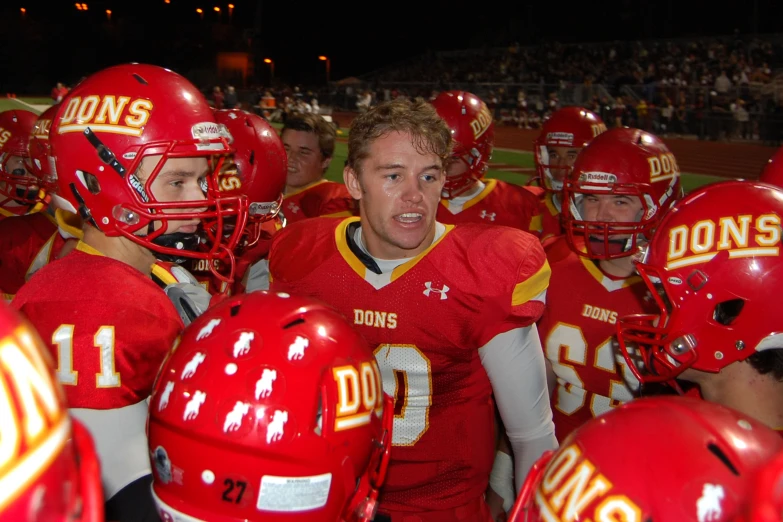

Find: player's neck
[598,255,636,278]
[699,362,783,430]
[82,226,156,277]
[358,215,437,261]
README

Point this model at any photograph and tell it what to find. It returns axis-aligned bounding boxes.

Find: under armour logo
[479,210,496,221]
[423,281,449,300]
[287,202,300,214]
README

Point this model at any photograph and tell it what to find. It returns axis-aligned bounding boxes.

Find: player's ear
[321,156,332,173]
[344,165,363,200]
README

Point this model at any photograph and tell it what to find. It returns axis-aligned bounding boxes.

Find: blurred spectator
[224,85,238,109]
[51,82,68,103]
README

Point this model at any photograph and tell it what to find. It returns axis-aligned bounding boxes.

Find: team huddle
[0,62,780,522]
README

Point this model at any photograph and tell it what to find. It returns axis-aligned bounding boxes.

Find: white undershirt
[444,180,486,214]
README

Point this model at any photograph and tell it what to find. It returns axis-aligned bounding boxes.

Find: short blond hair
[346,98,452,173]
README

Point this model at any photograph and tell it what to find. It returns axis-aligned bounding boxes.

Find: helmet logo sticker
[181,352,206,379]
[158,381,175,411]
[223,401,251,432]
[287,336,309,361]
[196,318,221,340]
[233,332,254,358]
[696,483,724,522]
[266,410,288,443]
[255,368,277,399]
[183,390,206,420]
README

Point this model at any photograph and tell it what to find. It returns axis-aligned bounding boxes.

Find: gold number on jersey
[52,325,121,388]
[373,344,431,447]
[545,322,638,418]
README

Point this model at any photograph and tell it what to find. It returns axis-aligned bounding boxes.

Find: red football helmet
[0,301,103,522]
[562,127,682,260]
[430,90,494,198]
[508,396,783,522]
[617,180,783,384]
[534,106,606,193]
[759,145,783,188]
[49,63,248,280]
[0,109,41,212]
[27,103,60,193]
[212,108,286,257]
[735,449,783,522]
[147,291,393,522]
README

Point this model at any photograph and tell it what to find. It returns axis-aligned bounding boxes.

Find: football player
[0,109,42,219]
[11,63,248,521]
[540,127,682,442]
[147,290,393,521]
[269,98,557,521]
[0,104,79,300]
[507,396,783,522]
[0,301,103,521]
[281,113,355,223]
[179,108,287,296]
[617,180,783,431]
[431,90,542,236]
[532,107,606,243]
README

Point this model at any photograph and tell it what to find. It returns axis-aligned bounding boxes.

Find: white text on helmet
[58,95,153,137]
[665,214,781,269]
[647,153,680,183]
[0,325,67,512]
[332,361,383,431]
[470,104,493,140]
[537,444,642,522]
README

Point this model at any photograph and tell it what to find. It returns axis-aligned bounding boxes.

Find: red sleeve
[472,227,551,347]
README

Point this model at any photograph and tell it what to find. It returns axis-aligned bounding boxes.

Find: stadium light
[75,3,82,10]
[165,0,170,3]
[81,3,88,10]
[196,7,204,19]
[20,7,26,16]
[264,58,274,80]
[319,55,330,84]
[228,3,234,23]
[106,9,112,21]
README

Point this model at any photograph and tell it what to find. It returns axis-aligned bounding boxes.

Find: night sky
[0,0,780,89]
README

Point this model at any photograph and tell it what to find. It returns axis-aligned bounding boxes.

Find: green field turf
[8,98,725,194]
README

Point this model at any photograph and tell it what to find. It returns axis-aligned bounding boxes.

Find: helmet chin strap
[152,232,203,264]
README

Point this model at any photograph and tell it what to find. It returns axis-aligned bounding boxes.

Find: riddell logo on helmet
[666,214,781,269]
[470,104,493,140]
[579,171,617,184]
[536,444,640,520]
[546,132,574,145]
[332,361,383,431]
[58,95,153,137]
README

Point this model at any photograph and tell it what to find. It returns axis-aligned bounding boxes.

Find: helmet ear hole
[83,172,101,195]
[713,299,744,326]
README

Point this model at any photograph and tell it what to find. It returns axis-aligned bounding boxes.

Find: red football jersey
[269,216,550,515]
[539,193,563,244]
[282,179,356,224]
[437,179,542,237]
[537,237,655,442]
[11,241,183,409]
[0,212,69,297]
